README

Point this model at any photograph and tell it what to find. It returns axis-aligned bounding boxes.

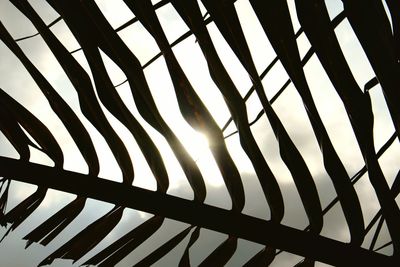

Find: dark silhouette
[0,0,399,266]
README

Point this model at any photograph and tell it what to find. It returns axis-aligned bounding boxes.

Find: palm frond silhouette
[0,0,399,266]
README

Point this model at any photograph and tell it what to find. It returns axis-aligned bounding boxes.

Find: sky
[0,0,399,266]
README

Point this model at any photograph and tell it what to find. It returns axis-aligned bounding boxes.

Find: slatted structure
[0,0,399,266]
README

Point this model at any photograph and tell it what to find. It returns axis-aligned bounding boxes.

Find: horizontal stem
[0,156,395,266]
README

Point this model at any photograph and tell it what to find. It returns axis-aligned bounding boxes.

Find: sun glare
[179,129,226,188]
[182,131,210,161]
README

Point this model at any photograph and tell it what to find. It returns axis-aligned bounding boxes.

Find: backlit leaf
[250,0,364,245]
[171,0,283,221]
[133,226,192,267]
[123,0,244,211]
[198,236,237,267]
[76,0,207,202]
[24,196,86,247]
[84,215,164,266]
[243,246,276,267]
[39,206,123,265]
[178,226,200,267]
[295,0,400,252]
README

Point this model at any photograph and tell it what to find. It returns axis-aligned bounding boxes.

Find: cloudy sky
[0,0,399,266]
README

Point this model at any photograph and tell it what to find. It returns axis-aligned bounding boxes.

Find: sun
[182,130,210,162]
